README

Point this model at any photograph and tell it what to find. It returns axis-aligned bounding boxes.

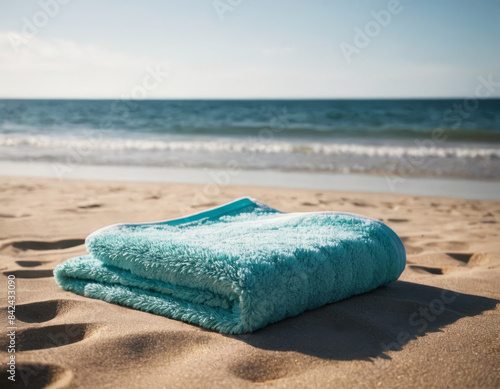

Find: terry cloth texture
[54,197,406,334]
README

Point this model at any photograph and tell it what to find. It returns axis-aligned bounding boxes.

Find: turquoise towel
[54,197,406,334]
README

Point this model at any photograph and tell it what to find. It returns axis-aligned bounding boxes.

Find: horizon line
[1,97,499,101]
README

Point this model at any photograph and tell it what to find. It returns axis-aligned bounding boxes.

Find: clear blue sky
[0,0,499,98]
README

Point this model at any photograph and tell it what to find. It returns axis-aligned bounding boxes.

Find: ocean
[1,99,499,179]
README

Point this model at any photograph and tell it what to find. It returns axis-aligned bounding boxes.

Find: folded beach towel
[54,197,406,334]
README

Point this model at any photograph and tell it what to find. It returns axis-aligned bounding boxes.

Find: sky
[0,0,499,99]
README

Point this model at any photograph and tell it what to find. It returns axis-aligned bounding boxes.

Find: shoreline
[2,160,500,200]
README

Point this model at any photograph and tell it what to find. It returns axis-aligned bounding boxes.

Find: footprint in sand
[15,260,48,267]
[352,201,374,207]
[446,252,489,267]
[3,270,54,278]
[12,239,85,251]
[13,300,72,323]
[97,331,212,364]
[0,213,16,218]
[446,252,473,264]
[0,323,98,352]
[301,201,319,206]
[409,265,444,275]
[228,353,301,383]
[387,218,409,223]
[77,203,102,209]
[0,363,72,389]
[0,213,31,218]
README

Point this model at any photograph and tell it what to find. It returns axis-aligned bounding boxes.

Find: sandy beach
[0,176,498,388]
[2,0,500,386]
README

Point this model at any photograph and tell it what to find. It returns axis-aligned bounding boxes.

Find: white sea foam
[0,134,499,159]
